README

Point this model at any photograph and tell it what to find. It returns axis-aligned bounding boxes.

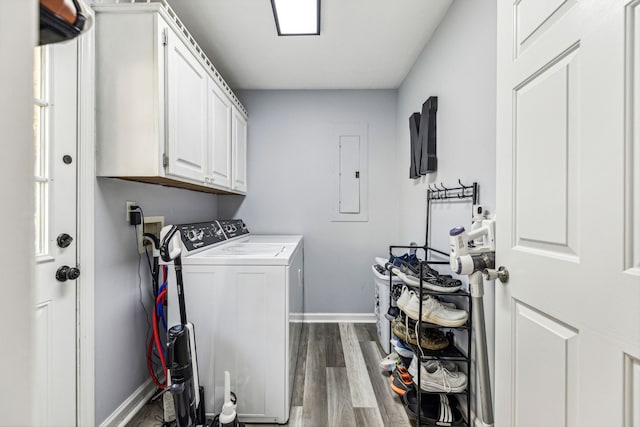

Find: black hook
[440,182,449,198]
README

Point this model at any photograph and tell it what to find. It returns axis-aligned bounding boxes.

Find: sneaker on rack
[423,273,463,293]
[398,292,422,321]
[389,369,414,396]
[408,357,467,393]
[399,264,463,293]
[379,351,400,371]
[396,286,415,314]
[385,305,400,321]
[421,295,468,327]
[402,389,464,426]
[390,335,415,358]
[423,359,458,373]
[392,317,450,351]
[422,328,450,351]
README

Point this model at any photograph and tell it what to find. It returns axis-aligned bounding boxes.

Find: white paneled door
[33,41,78,426]
[496,1,640,426]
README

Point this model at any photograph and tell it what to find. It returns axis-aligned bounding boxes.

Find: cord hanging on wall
[409,96,438,179]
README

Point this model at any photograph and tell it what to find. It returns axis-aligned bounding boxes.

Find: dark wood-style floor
[127,323,412,427]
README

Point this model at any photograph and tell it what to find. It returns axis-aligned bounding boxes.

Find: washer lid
[208,243,286,257]
[185,241,298,266]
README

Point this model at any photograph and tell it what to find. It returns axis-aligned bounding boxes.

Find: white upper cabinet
[165,29,208,183]
[94,3,247,195]
[207,77,232,189]
[231,106,247,193]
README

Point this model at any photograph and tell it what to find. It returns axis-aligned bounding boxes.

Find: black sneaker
[385,306,400,321]
[424,274,463,293]
[402,389,464,426]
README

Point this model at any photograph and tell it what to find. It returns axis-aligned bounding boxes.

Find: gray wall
[218,90,399,314]
[395,0,496,421]
[396,0,497,252]
[94,178,218,424]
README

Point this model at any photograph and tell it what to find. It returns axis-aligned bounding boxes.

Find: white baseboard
[99,378,157,427]
[302,313,376,323]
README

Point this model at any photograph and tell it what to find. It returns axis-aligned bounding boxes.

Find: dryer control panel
[177,221,227,253]
[218,219,250,240]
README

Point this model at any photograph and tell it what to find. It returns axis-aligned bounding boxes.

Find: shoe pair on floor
[397,286,468,327]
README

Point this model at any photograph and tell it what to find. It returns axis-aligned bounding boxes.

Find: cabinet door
[207,78,232,188]
[231,107,247,193]
[165,29,207,182]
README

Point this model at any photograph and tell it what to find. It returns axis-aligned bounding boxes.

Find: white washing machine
[165,220,304,424]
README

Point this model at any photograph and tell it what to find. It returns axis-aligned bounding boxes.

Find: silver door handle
[483,266,509,283]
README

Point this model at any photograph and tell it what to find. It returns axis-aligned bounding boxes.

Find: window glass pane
[33,47,49,257]
[34,105,41,176]
[33,48,41,100]
[35,183,43,256]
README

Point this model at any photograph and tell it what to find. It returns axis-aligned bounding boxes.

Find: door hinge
[162,30,168,46]
[163,153,169,167]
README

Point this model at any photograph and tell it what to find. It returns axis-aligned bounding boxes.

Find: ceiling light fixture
[271,0,320,36]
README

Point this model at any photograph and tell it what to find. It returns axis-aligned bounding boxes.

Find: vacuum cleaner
[160,225,208,427]
[449,208,507,427]
[160,225,243,427]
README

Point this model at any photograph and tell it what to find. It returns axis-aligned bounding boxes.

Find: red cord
[147,265,170,389]
[147,337,165,388]
[153,288,168,382]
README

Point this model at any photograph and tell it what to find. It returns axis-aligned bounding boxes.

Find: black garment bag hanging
[419,96,438,175]
[408,96,438,178]
[409,113,421,179]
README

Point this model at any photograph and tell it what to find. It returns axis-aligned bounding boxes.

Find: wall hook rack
[425,180,478,249]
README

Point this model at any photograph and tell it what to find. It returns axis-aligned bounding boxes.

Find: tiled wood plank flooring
[127,323,411,427]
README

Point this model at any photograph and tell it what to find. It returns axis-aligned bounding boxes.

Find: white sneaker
[421,295,468,327]
[408,357,467,393]
[399,292,422,321]
[396,286,416,316]
[424,359,458,372]
[408,357,458,376]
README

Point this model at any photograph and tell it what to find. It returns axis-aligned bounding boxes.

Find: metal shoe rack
[388,180,478,426]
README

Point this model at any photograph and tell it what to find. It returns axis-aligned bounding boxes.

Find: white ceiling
[166,0,453,90]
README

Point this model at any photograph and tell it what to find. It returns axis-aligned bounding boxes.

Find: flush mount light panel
[271,0,320,36]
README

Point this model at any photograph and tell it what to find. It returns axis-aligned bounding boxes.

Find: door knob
[56,233,73,248]
[482,266,509,283]
[55,265,81,282]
